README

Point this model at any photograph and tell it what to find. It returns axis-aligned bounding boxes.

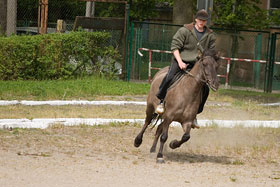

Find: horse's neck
[178,62,203,96]
[185,62,202,84]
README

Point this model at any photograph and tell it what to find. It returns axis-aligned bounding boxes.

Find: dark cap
[195,9,209,20]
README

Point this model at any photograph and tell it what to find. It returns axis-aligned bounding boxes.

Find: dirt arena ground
[0,122,279,187]
[0,94,280,187]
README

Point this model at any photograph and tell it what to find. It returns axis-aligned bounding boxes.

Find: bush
[0,31,121,80]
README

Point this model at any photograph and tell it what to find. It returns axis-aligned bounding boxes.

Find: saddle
[167,64,194,90]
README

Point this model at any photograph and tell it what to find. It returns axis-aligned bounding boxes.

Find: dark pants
[156,58,208,114]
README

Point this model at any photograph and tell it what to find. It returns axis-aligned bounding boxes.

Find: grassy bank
[0,76,279,103]
[0,76,150,100]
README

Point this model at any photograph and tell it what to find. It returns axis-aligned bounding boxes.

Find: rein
[184,56,212,84]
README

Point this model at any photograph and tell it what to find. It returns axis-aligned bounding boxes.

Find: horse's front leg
[156,119,171,163]
[134,105,156,147]
[169,122,192,149]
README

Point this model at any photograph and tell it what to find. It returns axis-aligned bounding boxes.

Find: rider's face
[195,19,207,30]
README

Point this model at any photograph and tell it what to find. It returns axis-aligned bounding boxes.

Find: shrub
[0,31,121,80]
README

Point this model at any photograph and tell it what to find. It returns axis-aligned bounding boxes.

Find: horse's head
[200,49,220,91]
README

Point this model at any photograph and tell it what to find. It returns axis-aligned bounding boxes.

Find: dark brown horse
[134,49,220,163]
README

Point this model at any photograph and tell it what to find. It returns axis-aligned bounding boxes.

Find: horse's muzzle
[207,80,219,92]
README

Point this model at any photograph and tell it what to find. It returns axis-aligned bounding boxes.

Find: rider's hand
[173,50,186,70]
[178,61,187,70]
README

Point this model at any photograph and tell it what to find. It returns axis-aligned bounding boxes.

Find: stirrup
[155,102,165,115]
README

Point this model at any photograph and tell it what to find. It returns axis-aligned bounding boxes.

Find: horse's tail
[150,113,162,130]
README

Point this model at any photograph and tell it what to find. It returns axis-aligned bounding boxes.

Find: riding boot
[194,85,209,129]
[197,84,209,114]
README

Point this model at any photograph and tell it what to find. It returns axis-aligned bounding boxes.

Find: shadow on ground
[164,151,232,164]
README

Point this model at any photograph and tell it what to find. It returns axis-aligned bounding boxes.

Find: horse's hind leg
[169,122,192,149]
[156,119,171,163]
[134,104,156,147]
[150,122,163,153]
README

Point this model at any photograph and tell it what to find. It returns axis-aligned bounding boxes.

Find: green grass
[0,76,150,100]
[0,76,279,103]
[210,89,280,103]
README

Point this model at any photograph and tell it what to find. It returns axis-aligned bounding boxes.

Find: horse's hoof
[134,136,142,147]
[169,140,179,149]
[156,157,165,164]
[191,124,200,129]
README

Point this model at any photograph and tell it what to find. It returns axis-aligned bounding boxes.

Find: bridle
[184,56,214,85]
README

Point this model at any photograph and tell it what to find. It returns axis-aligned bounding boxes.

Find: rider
[155,9,216,125]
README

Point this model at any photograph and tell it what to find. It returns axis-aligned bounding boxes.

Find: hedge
[0,31,121,80]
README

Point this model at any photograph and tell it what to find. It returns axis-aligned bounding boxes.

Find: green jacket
[171,23,216,62]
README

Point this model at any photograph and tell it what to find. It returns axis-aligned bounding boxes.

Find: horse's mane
[202,49,220,61]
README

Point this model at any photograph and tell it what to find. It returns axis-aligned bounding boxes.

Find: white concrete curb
[0,118,279,129]
[0,100,279,106]
[0,100,146,106]
[1,100,279,129]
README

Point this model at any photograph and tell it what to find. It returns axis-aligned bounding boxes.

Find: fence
[271,32,280,91]
[17,0,86,30]
[16,1,125,47]
[9,3,280,92]
[136,47,277,90]
[127,21,280,92]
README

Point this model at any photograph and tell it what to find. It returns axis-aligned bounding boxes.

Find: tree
[17,0,174,23]
[172,0,194,25]
[95,0,173,21]
[212,0,280,30]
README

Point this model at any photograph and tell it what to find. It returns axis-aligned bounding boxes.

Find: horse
[134,49,220,163]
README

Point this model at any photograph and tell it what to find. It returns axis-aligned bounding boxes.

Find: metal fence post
[265,33,276,93]
[124,3,130,80]
[254,33,262,89]
[134,26,142,80]
[127,21,134,81]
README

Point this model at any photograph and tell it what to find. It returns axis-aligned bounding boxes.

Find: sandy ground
[0,94,280,187]
[0,123,279,187]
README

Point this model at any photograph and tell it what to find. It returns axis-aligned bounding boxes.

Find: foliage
[95,46,122,80]
[0,26,5,37]
[47,0,86,22]
[0,31,121,80]
[94,0,173,21]
[212,0,280,30]
[129,0,159,21]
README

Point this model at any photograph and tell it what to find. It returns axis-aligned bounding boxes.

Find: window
[270,0,280,9]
